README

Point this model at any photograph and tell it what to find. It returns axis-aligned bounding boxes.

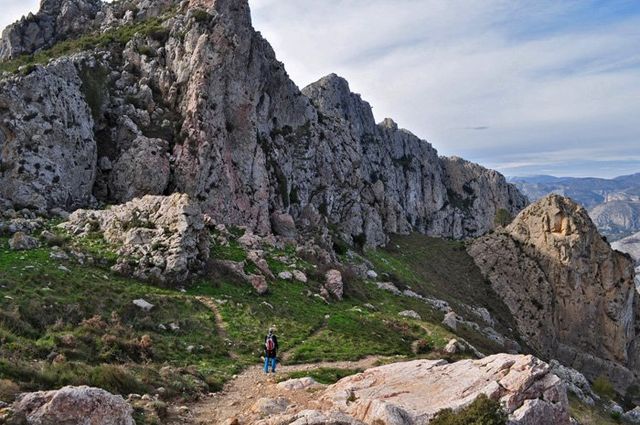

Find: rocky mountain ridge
[0,0,526,249]
[469,194,640,392]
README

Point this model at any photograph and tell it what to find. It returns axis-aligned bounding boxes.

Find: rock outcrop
[267,354,569,425]
[469,195,640,391]
[9,385,134,425]
[60,193,208,282]
[0,0,526,247]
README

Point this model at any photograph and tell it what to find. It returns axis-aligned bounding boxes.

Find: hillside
[511,174,640,240]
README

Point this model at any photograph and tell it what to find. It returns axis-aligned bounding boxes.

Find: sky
[3,0,640,178]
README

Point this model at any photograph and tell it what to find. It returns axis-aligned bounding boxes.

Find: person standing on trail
[264,326,279,373]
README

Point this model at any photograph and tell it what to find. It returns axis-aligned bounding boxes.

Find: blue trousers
[264,356,277,373]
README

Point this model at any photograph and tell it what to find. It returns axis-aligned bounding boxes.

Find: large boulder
[10,385,134,425]
[324,269,344,300]
[60,193,209,283]
[469,195,639,391]
[321,354,569,425]
[8,232,39,251]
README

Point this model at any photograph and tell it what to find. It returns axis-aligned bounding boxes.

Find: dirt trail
[167,296,386,424]
[195,296,240,360]
[167,356,382,425]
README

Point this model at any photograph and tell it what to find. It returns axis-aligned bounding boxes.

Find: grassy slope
[365,233,523,354]
[0,225,478,405]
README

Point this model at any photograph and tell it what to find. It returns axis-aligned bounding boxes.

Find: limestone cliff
[469,194,640,391]
[0,0,527,246]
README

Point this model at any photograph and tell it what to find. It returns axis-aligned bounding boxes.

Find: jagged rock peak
[0,0,101,60]
[508,194,597,241]
[380,117,398,130]
[302,73,377,132]
[0,0,526,246]
[469,194,639,392]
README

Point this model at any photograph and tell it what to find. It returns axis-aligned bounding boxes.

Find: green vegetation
[0,13,173,75]
[365,233,522,355]
[430,394,506,425]
[569,394,623,425]
[593,376,616,400]
[0,234,236,400]
[278,367,363,385]
[494,208,512,227]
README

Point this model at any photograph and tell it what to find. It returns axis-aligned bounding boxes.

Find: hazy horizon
[3,0,639,179]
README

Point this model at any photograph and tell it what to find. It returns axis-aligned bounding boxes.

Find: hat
[268,325,277,333]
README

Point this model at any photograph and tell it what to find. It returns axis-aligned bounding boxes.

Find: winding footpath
[167,296,385,424]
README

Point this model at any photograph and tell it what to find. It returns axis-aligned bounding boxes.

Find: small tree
[494,208,512,228]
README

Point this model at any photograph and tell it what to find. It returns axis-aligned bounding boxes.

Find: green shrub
[610,411,622,422]
[494,208,512,227]
[593,375,616,400]
[88,364,147,395]
[430,394,507,425]
[191,9,211,23]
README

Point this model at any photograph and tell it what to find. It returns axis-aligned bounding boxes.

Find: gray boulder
[9,232,39,251]
[11,385,134,425]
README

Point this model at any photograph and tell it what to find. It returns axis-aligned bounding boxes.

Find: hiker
[263,326,279,373]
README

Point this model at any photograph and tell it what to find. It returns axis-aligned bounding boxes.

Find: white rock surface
[11,385,134,425]
[321,354,569,425]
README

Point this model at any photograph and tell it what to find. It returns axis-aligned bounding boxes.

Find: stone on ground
[11,385,134,425]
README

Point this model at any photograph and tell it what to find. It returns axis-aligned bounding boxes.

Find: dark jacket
[264,334,278,357]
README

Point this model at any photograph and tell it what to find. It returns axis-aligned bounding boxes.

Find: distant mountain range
[510,173,640,241]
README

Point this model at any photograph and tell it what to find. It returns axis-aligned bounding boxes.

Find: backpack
[265,335,276,355]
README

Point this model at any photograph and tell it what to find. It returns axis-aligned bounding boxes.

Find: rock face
[317,354,569,425]
[0,0,526,247]
[11,385,134,425]
[469,195,640,391]
[61,193,208,283]
[0,59,96,211]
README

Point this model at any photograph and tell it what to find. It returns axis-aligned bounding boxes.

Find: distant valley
[510,173,640,241]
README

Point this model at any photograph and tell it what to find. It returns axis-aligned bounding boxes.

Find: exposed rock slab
[269,354,569,425]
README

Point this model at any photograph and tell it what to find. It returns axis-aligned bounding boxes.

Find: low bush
[0,379,20,403]
[430,394,507,425]
[593,376,616,400]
